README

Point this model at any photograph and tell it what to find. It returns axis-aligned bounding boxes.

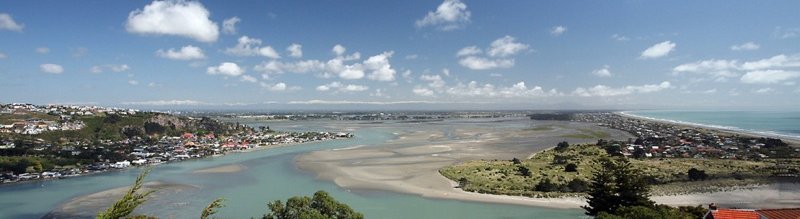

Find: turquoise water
[0,120,584,219]
[625,110,800,140]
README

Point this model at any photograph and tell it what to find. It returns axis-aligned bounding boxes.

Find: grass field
[440,143,790,198]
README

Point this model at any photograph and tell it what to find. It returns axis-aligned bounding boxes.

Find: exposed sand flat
[652,183,800,209]
[193,164,246,174]
[296,119,634,208]
[44,181,198,219]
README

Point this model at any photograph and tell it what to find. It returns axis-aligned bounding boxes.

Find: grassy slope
[440,144,783,197]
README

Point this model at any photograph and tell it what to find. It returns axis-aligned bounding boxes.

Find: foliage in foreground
[97,169,363,219]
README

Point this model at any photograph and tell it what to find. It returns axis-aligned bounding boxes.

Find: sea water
[625,110,800,140]
[0,119,584,219]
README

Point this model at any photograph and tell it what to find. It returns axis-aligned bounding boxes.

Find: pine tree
[613,158,654,208]
[583,158,618,215]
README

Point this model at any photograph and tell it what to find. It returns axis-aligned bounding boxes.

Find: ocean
[624,110,800,141]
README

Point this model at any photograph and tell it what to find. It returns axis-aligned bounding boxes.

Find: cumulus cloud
[224,36,281,59]
[0,13,23,32]
[774,26,799,39]
[730,42,760,51]
[0,52,7,59]
[457,36,528,70]
[207,62,244,77]
[128,80,139,85]
[126,0,219,42]
[550,26,567,36]
[413,87,435,96]
[420,74,446,88]
[40,63,64,74]
[405,54,419,60]
[286,43,303,58]
[611,34,629,41]
[415,0,471,31]
[156,45,206,60]
[261,82,298,91]
[672,59,740,81]
[254,48,395,81]
[90,64,130,73]
[572,81,672,97]
[740,70,800,84]
[36,47,50,54]
[640,41,676,59]
[240,74,258,83]
[592,65,612,77]
[444,81,559,98]
[364,51,396,81]
[332,44,347,56]
[741,54,800,70]
[222,16,241,35]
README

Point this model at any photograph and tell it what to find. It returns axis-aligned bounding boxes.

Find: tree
[534,178,558,192]
[632,147,647,159]
[613,158,654,208]
[518,166,532,177]
[263,190,363,219]
[97,168,154,219]
[201,198,225,219]
[556,141,570,151]
[511,157,522,165]
[567,178,589,193]
[687,168,708,181]
[32,160,43,173]
[457,177,469,188]
[604,144,622,156]
[583,158,618,216]
[565,163,578,172]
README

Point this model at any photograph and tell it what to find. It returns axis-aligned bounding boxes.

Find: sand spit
[296,119,633,208]
[193,164,246,174]
[44,181,198,219]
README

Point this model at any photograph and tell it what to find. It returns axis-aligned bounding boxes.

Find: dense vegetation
[440,140,792,197]
[97,169,363,219]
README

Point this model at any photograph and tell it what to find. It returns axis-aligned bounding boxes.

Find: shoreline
[618,111,800,145]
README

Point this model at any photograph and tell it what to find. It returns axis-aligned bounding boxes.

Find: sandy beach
[296,119,633,208]
[297,118,800,209]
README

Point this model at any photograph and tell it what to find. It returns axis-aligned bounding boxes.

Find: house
[704,204,800,219]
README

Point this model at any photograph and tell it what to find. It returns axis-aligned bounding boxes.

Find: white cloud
[740,70,800,84]
[222,16,241,35]
[288,100,441,105]
[754,87,776,94]
[413,87,435,96]
[640,41,676,59]
[730,42,760,51]
[611,34,629,41]
[332,44,346,56]
[405,54,419,60]
[445,81,559,98]
[592,65,612,77]
[287,43,303,58]
[487,36,529,57]
[457,36,528,70]
[207,62,244,77]
[364,51,396,81]
[672,59,740,81]
[572,81,672,97]
[458,56,514,70]
[415,0,471,31]
[456,46,482,57]
[420,74,446,88]
[122,100,204,106]
[128,80,139,85]
[126,0,219,42]
[40,64,64,74]
[774,27,799,39]
[0,52,7,59]
[240,74,258,83]
[255,59,325,75]
[224,36,281,59]
[263,82,289,91]
[701,88,717,94]
[90,64,130,73]
[36,47,50,54]
[741,54,800,70]
[315,82,370,92]
[550,26,567,36]
[338,65,365,80]
[156,45,206,60]
[148,82,162,87]
[0,13,23,32]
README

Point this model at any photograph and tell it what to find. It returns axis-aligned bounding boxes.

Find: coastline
[618,111,800,145]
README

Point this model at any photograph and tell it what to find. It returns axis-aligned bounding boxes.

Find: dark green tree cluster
[687,168,708,181]
[264,191,364,219]
[583,157,654,216]
[533,178,589,193]
[556,141,570,151]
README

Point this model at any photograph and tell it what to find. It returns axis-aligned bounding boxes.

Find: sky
[1,0,800,110]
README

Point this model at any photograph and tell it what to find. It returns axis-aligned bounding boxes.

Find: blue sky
[1,0,799,110]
